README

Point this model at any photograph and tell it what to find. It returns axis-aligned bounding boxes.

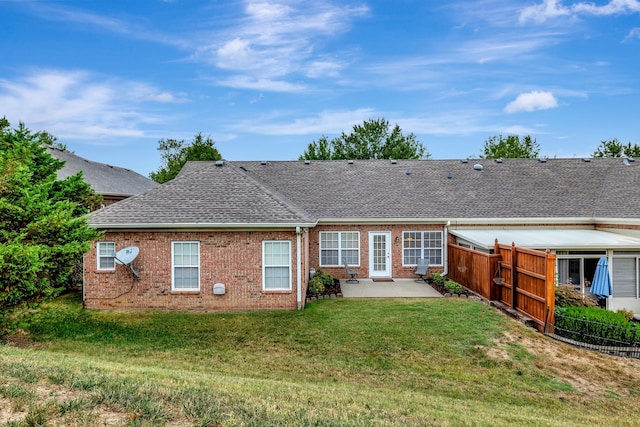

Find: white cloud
[520,0,640,24]
[24,2,188,48]
[216,76,307,92]
[230,108,379,135]
[519,0,571,24]
[623,27,640,42]
[0,69,185,140]
[195,1,369,91]
[504,91,558,113]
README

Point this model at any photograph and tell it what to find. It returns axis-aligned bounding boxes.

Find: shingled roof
[47,146,158,198]
[89,161,315,227]
[237,158,640,221]
[89,157,640,228]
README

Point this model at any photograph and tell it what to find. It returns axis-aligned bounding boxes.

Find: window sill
[262,289,292,294]
[95,270,116,274]
[170,290,201,295]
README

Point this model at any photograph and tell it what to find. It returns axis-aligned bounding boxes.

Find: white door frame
[369,231,392,277]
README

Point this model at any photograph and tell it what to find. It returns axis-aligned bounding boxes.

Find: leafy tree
[299,118,430,160]
[150,133,223,183]
[592,138,640,158]
[0,119,102,311]
[479,134,540,159]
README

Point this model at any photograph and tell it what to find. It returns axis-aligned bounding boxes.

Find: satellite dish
[111,246,140,279]
[113,247,139,265]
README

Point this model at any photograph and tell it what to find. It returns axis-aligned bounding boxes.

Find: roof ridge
[231,163,316,223]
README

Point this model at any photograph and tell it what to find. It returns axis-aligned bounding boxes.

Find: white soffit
[449,229,640,250]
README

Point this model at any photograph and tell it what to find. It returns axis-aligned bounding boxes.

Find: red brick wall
[84,230,304,311]
[308,224,446,279]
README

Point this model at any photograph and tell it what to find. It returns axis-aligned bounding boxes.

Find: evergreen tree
[0,119,101,309]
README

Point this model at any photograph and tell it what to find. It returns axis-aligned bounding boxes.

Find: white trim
[296,228,302,309]
[319,231,361,267]
[97,241,116,271]
[90,222,317,229]
[317,217,606,225]
[262,240,292,291]
[369,231,391,278]
[171,241,200,292]
[401,230,444,267]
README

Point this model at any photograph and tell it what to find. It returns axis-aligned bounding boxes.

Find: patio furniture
[344,262,359,283]
[414,258,429,282]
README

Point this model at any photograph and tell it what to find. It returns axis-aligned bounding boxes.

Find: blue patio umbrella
[590,256,613,298]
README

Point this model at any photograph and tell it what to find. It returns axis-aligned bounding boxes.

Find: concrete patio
[340,278,443,298]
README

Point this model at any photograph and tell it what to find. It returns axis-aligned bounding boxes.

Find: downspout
[443,221,450,277]
[296,226,302,310]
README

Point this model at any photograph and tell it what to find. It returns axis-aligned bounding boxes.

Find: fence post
[545,249,556,328]
[511,242,517,309]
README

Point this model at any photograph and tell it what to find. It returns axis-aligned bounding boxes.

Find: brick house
[84,158,640,313]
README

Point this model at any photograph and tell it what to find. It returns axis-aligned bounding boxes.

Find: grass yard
[1,294,640,426]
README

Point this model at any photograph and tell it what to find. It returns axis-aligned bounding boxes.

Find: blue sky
[1,0,639,176]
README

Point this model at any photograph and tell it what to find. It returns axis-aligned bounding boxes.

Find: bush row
[555,305,640,346]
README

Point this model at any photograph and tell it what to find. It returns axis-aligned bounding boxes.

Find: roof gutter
[316,217,619,226]
[88,221,318,230]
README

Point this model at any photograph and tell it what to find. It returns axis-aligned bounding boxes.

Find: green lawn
[1,294,640,426]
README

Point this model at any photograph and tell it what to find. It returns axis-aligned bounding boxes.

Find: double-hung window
[263,241,292,290]
[402,231,443,266]
[319,231,360,266]
[97,242,116,270]
[172,241,200,291]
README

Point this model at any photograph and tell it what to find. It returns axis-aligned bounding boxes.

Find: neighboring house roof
[89,157,640,228]
[47,146,159,198]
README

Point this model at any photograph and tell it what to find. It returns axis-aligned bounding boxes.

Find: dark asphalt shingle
[89,157,640,227]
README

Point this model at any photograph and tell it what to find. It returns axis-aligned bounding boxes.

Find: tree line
[150,119,640,182]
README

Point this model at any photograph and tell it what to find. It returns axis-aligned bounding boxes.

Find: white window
[97,242,116,270]
[263,241,291,290]
[319,231,360,266]
[172,241,200,291]
[403,231,443,266]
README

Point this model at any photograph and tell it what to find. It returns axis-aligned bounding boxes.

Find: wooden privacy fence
[447,240,556,331]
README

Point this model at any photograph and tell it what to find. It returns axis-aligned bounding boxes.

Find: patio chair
[344,262,359,283]
[414,258,430,283]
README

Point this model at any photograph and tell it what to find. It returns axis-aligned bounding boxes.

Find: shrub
[617,309,634,322]
[555,285,597,307]
[308,268,335,296]
[554,306,640,346]
[308,276,325,295]
[444,280,464,295]
[431,273,445,285]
